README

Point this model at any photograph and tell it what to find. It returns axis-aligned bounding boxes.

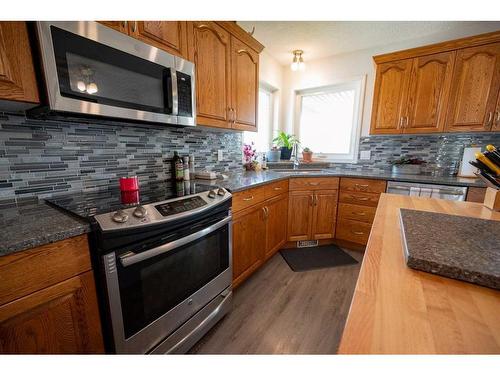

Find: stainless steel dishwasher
[386,181,468,201]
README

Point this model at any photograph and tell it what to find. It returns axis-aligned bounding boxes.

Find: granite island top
[216,168,485,192]
[400,209,500,290]
[0,201,90,257]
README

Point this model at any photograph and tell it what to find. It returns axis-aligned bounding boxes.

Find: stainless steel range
[47,182,232,354]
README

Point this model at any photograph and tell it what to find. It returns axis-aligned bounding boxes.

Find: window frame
[293,76,366,163]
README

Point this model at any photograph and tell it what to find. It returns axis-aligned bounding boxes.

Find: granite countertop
[0,201,91,257]
[399,209,500,290]
[216,169,485,192]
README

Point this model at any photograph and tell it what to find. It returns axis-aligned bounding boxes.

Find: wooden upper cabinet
[0,22,39,107]
[404,52,455,133]
[230,36,259,132]
[188,21,232,129]
[370,60,412,134]
[311,190,338,240]
[130,21,188,59]
[493,92,500,131]
[445,42,500,132]
[98,21,129,34]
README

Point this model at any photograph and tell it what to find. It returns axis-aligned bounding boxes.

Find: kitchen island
[338,194,500,354]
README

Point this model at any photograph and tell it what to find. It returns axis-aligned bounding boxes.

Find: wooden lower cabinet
[232,192,289,288]
[232,203,266,287]
[0,271,104,354]
[264,194,288,259]
[287,189,338,242]
[0,235,104,354]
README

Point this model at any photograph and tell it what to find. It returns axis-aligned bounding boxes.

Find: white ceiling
[237,21,500,65]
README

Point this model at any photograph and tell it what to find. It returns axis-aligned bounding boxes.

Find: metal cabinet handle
[119,216,231,267]
[121,21,127,29]
[313,194,318,206]
[309,182,319,186]
[495,111,500,126]
[353,211,366,216]
[131,21,137,33]
[242,195,254,201]
[399,117,404,128]
[350,195,369,201]
[262,206,269,219]
[486,112,493,127]
[274,187,282,191]
[309,195,314,206]
[352,230,365,235]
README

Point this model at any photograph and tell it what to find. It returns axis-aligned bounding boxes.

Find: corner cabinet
[0,22,39,109]
[187,21,263,132]
[371,31,500,134]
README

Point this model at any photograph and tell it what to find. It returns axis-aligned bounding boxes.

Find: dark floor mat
[280,245,358,272]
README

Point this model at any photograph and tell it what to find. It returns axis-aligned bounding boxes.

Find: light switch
[217,149,224,161]
[360,150,371,160]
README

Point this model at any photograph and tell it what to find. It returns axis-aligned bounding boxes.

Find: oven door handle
[119,216,231,267]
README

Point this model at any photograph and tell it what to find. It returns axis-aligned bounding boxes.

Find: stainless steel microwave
[35,21,195,126]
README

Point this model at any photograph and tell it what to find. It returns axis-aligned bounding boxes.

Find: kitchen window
[295,78,364,163]
[243,85,276,152]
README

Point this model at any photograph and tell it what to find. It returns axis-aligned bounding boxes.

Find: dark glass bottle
[172,151,184,181]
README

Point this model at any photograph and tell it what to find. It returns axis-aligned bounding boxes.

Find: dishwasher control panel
[386,181,467,201]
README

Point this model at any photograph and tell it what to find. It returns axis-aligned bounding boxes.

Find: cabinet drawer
[338,203,377,224]
[289,177,339,191]
[339,191,381,207]
[265,180,289,200]
[232,185,267,212]
[336,219,372,245]
[340,178,387,194]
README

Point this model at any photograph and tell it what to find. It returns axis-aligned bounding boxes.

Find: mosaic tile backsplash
[334,133,500,174]
[1,111,500,207]
[0,113,242,207]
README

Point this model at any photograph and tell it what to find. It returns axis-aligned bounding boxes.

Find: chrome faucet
[291,143,300,170]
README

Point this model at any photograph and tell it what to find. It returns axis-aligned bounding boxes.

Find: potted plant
[302,147,313,163]
[272,131,300,160]
[390,157,427,175]
[242,143,259,171]
[266,146,281,162]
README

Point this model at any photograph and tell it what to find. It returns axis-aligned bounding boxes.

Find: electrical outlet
[217,149,224,161]
[360,150,371,160]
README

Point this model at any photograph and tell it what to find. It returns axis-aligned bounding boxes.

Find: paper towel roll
[458,147,481,177]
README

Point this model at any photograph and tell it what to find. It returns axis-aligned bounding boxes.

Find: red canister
[119,176,139,204]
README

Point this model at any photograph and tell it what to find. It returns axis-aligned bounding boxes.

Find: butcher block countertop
[338,194,500,354]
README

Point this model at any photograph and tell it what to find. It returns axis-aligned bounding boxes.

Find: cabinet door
[404,52,455,133]
[370,60,412,134]
[232,204,266,287]
[187,21,232,129]
[97,21,129,34]
[287,191,314,241]
[264,194,288,259]
[129,21,188,59]
[445,42,500,132]
[311,190,338,240]
[0,271,104,354]
[0,22,39,105]
[230,36,259,132]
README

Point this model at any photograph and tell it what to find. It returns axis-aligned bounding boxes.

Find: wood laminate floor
[190,249,363,354]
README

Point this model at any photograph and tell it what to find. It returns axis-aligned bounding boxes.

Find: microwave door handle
[119,215,231,267]
[171,70,178,116]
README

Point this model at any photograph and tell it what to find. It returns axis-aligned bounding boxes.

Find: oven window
[117,225,229,339]
[50,26,173,114]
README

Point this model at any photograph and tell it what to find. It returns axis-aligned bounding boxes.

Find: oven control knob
[133,205,147,218]
[208,190,216,199]
[217,188,226,196]
[112,209,129,223]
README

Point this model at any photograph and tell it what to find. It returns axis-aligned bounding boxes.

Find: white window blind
[296,79,364,162]
[243,87,274,152]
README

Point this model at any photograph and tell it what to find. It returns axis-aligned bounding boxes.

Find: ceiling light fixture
[291,50,305,71]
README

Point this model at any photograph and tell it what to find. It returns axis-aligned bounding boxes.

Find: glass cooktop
[45,180,217,219]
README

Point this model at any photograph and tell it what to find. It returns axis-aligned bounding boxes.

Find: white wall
[279,29,500,137]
